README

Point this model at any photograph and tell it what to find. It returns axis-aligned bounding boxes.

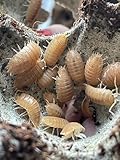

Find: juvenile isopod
[85,53,103,86]
[45,102,64,117]
[14,59,45,89]
[84,84,118,115]
[60,122,86,140]
[44,34,68,66]
[7,41,41,75]
[65,50,85,84]
[41,116,69,135]
[15,93,41,127]
[37,66,58,88]
[43,91,56,103]
[26,0,42,25]
[101,62,120,88]
[56,66,74,103]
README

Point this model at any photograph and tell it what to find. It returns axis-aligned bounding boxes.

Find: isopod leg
[43,126,50,131]
[52,128,55,135]
[56,128,59,136]
[109,99,118,116]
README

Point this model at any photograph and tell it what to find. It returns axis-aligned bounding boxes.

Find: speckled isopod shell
[41,116,69,129]
[101,62,120,88]
[45,103,64,117]
[26,0,42,24]
[56,66,74,103]
[65,50,85,84]
[14,59,45,89]
[37,66,58,88]
[85,54,103,86]
[84,84,114,107]
[60,122,85,140]
[7,42,41,75]
[44,34,68,66]
[15,93,41,127]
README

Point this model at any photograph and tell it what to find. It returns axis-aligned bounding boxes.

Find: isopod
[15,93,41,127]
[26,0,42,25]
[101,62,120,88]
[85,53,103,86]
[84,84,118,115]
[44,34,68,66]
[37,66,58,88]
[45,102,64,117]
[60,122,85,140]
[41,116,69,135]
[7,41,41,75]
[14,59,45,89]
[65,50,85,84]
[43,91,56,103]
[56,66,74,103]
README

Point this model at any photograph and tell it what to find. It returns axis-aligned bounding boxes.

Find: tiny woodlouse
[26,0,42,25]
[14,59,45,89]
[85,53,103,86]
[45,102,64,117]
[60,122,85,140]
[65,50,85,84]
[7,41,41,75]
[81,96,93,119]
[41,116,69,135]
[15,93,41,127]
[37,66,58,88]
[84,84,118,115]
[43,91,56,103]
[44,34,68,66]
[101,62,120,88]
[56,66,74,103]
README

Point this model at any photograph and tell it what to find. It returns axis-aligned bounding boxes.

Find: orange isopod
[84,84,117,115]
[65,50,85,84]
[37,66,58,88]
[85,53,103,86]
[101,62,120,88]
[43,91,56,103]
[56,66,74,103]
[44,34,68,66]
[14,59,45,89]
[45,102,64,117]
[7,41,41,75]
[26,0,42,24]
[60,122,85,140]
[15,93,41,127]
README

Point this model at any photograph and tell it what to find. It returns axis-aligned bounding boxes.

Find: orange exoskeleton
[60,122,86,140]
[44,34,68,66]
[84,84,119,115]
[55,66,74,103]
[85,53,103,86]
[101,62,120,89]
[15,93,41,127]
[41,116,69,135]
[14,59,45,89]
[65,50,85,85]
[7,41,41,75]
[37,66,58,88]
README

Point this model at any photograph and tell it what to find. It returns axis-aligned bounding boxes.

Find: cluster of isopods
[6,33,120,140]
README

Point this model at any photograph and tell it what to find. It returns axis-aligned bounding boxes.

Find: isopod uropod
[7,42,41,75]
[84,84,118,115]
[26,0,42,25]
[44,34,68,66]
[43,91,56,103]
[37,66,58,88]
[60,122,86,140]
[55,66,74,103]
[65,50,85,84]
[15,93,41,127]
[85,53,103,86]
[101,62,120,88]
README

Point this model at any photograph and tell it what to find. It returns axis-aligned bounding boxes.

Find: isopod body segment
[44,34,68,66]
[85,54,103,86]
[65,50,85,84]
[15,93,41,127]
[55,66,74,103]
